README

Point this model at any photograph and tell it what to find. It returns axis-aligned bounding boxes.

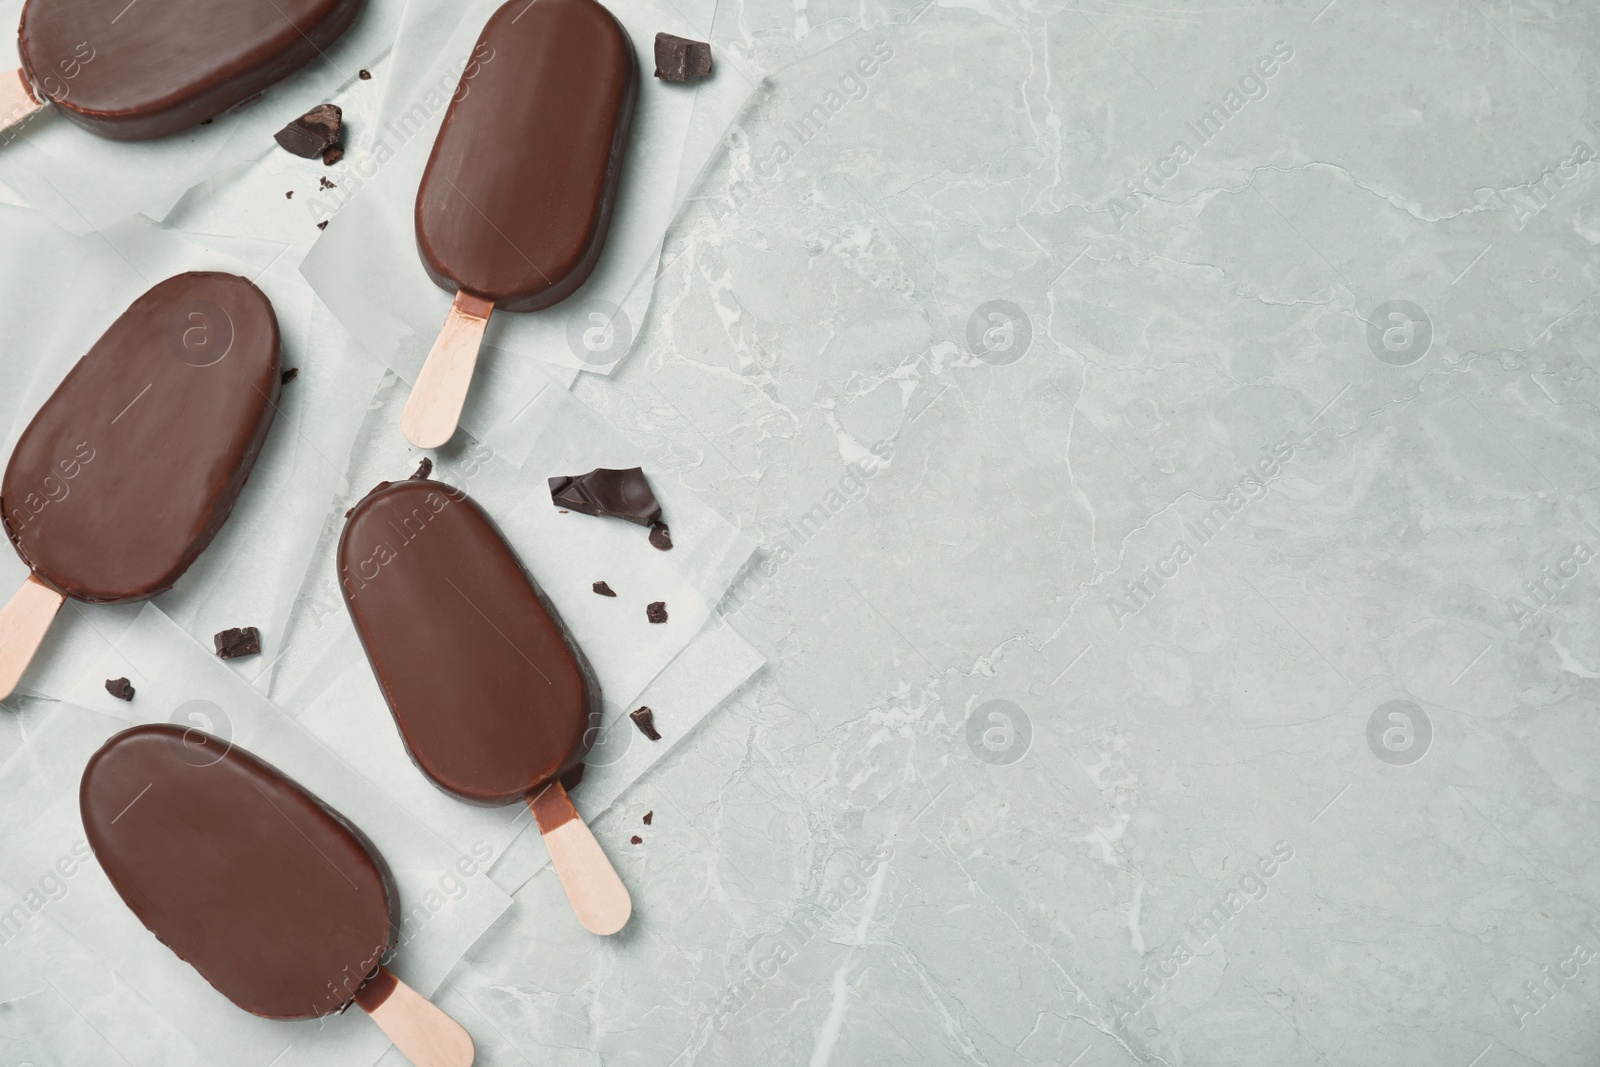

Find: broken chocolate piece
[629,706,661,740]
[274,103,342,158]
[323,146,345,166]
[214,626,262,659]
[560,762,586,791]
[648,521,672,551]
[319,176,336,190]
[630,835,642,845]
[280,367,299,385]
[593,580,617,597]
[317,221,329,230]
[548,467,661,526]
[411,457,433,480]
[642,810,653,825]
[105,677,135,701]
[359,69,373,80]
[646,601,668,625]
[653,32,712,82]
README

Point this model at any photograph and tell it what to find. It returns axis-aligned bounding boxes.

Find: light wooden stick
[402,290,494,449]
[0,575,64,700]
[527,781,631,935]
[0,69,44,136]
[355,966,474,1067]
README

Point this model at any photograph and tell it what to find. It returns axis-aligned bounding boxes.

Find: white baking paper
[0,603,516,1067]
[299,0,762,449]
[0,0,410,234]
[0,214,385,701]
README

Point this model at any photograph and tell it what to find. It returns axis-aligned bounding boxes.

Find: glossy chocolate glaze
[18,0,366,141]
[81,724,398,1019]
[1,273,280,603]
[414,0,637,311]
[339,479,600,804]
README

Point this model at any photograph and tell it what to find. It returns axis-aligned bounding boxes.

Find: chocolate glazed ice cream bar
[0,274,280,699]
[402,0,638,448]
[1,0,366,140]
[340,477,631,934]
[82,724,474,1066]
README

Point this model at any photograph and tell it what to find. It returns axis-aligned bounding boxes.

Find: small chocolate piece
[323,146,345,166]
[285,191,293,199]
[648,521,672,551]
[629,706,661,740]
[646,601,668,625]
[653,32,712,82]
[548,467,662,526]
[105,677,135,701]
[642,810,653,825]
[630,835,642,845]
[214,626,262,659]
[317,221,329,230]
[593,580,617,597]
[411,457,433,480]
[560,762,586,791]
[319,177,336,190]
[280,367,299,385]
[274,103,342,158]
[359,69,373,80]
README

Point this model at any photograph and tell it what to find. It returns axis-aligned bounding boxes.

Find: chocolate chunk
[593,580,617,597]
[642,810,653,825]
[648,521,673,551]
[323,146,344,166]
[213,626,262,659]
[654,32,712,82]
[411,457,433,480]
[105,677,135,701]
[274,104,342,158]
[548,467,662,526]
[280,367,299,385]
[359,69,373,80]
[285,191,293,199]
[629,706,661,740]
[560,762,585,791]
[317,221,329,230]
[646,601,668,625]
[630,835,642,845]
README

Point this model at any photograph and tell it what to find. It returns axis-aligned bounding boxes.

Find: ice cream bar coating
[2,273,280,603]
[81,724,398,1019]
[414,0,637,311]
[339,479,600,803]
[18,0,366,140]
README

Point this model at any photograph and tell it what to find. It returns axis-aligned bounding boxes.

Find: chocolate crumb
[274,103,341,158]
[593,580,617,597]
[280,367,298,385]
[319,176,336,190]
[629,706,662,740]
[359,69,372,80]
[317,220,329,230]
[105,677,135,701]
[647,601,668,624]
[654,32,713,82]
[643,810,653,825]
[560,762,585,791]
[411,457,433,480]
[322,146,344,166]
[648,521,673,551]
[285,191,293,199]
[630,835,642,845]
[213,626,262,659]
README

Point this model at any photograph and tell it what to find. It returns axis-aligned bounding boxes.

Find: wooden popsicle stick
[0,575,64,701]
[527,781,631,935]
[402,290,494,450]
[0,69,44,136]
[355,966,474,1067]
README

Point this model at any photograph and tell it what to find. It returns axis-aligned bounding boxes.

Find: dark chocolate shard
[359,69,373,81]
[317,221,329,230]
[214,626,262,659]
[653,33,712,82]
[593,580,617,597]
[646,601,668,625]
[280,367,299,385]
[548,467,661,526]
[274,103,342,158]
[105,677,135,701]
[642,810,653,825]
[411,458,433,480]
[629,706,661,740]
[323,146,345,166]
[648,521,672,551]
